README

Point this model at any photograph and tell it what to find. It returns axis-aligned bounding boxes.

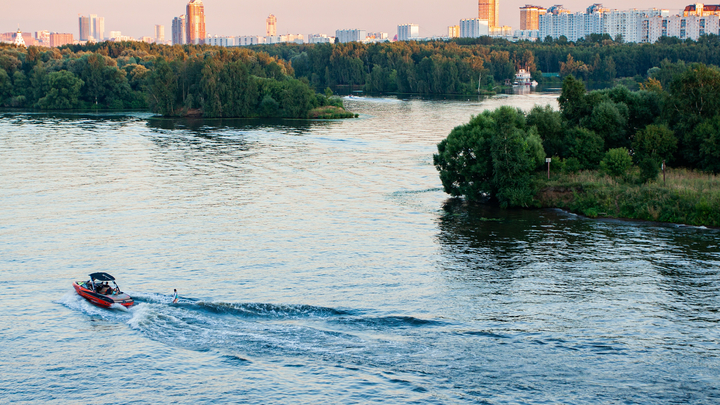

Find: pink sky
[3,0,688,39]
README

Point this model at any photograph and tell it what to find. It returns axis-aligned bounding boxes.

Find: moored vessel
[513,69,538,87]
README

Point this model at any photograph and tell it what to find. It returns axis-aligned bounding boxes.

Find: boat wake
[58,290,446,366]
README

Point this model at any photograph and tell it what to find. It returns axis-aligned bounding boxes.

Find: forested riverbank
[434,62,720,227]
[253,34,720,95]
[0,42,352,119]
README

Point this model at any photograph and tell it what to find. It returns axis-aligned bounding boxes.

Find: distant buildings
[155,25,165,43]
[641,12,720,42]
[460,18,490,38]
[186,0,206,44]
[533,3,720,43]
[90,15,104,41]
[336,29,367,43]
[78,15,90,41]
[538,5,669,42]
[307,34,334,44]
[266,14,277,37]
[397,24,419,41]
[478,0,500,28]
[520,5,547,30]
[49,33,73,47]
[448,25,460,38]
[237,36,263,46]
[35,30,50,47]
[77,14,104,42]
[684,3,720,16]
[172,15,186,45]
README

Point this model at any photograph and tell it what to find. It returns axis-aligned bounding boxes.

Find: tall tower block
[186,0,206,44]
[266,14,277,36]
[478,0,500,28]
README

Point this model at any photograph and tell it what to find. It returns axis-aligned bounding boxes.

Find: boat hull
[73,282,134,308]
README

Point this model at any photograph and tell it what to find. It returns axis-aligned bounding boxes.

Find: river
[1,94,719,404]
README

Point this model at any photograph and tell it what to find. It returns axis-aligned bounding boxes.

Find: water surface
[1,94,718,403]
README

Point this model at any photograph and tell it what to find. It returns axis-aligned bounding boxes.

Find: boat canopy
[89,272,116,281]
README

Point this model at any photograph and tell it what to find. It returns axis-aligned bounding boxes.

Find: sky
[3,0,689,39]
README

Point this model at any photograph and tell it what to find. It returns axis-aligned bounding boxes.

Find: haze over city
[2,0,687,39]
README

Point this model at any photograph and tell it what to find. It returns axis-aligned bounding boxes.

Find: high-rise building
[460,18,490,37]
[78,15,90,41]
[479,0,500,28]
[448,25,460,38]
[642,13,718,42]
[50,33,74,47]
[266,14,277,36]
[96,17,105,41]
[397,24,420,41]
[155,25,165,43]
[186,0,206,45]
[89,14,97,40]
[539,7,668,42]
[520,5,547,30]
[172,15,186,45]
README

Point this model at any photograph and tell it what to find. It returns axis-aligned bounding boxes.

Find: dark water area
[1,94,719,404]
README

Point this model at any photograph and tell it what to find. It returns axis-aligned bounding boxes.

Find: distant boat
[513,69,538,87]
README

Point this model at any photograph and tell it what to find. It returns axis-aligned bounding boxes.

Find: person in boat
[99,282,111,295]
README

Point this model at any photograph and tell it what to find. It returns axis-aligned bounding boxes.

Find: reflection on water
[1,95,719,403]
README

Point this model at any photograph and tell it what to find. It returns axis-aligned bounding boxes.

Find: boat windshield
[87,279,121,294]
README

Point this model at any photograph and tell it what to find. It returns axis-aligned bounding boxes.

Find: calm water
[1,94,719,404]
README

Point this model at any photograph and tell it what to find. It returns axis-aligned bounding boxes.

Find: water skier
[172,289,179,304]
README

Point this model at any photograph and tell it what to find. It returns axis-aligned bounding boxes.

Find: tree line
[249,34,720,95]
[433,62,720,207]
[0,42,342,118]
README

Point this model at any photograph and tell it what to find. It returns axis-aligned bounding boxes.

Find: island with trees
[0,42,355,119]
[434,62,720,227]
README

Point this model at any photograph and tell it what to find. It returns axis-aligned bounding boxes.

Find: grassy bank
[307,106,357,119]
[536,168,720,227]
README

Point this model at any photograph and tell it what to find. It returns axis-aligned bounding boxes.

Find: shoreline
[534,172,720,228]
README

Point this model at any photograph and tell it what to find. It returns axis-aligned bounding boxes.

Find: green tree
[632,124,677,163]
[558,75,587,126]
[638,156,660,184]
[37,71,84,109]
[566,127,604,169]
[434,106,545,207]
[587,101,629,150]
[148,57,178,116]
[692,115,720,174]
[527,105,565,157]
[0,68,11,105]
[600,147,632,182]
[666,63,720,167]
[259,94,280,117]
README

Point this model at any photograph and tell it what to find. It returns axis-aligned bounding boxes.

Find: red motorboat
[73,272,134,309]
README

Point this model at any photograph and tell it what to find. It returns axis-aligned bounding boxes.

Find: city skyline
[2,0,690,39]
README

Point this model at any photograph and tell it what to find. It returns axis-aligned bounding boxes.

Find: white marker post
[546,157,552,179]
